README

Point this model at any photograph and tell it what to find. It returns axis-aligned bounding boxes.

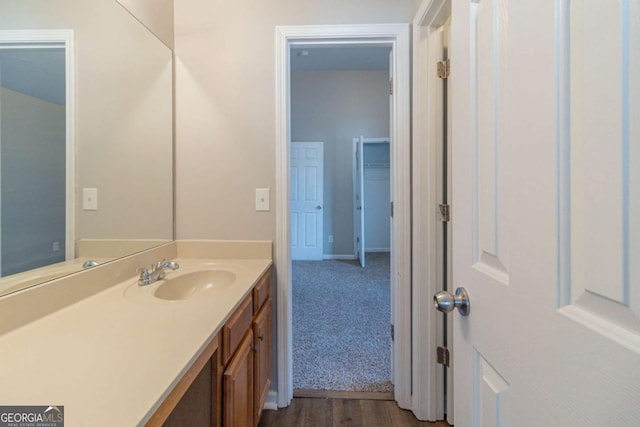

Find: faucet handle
[165,260,180,270]
[136,267,150,286]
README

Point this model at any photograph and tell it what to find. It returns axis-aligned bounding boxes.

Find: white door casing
[290,141,324,261]
[387,52,396,379]
[275,24,412,409]
[412,0,451,420]
[451,1,640,426]
[356,136,365,267]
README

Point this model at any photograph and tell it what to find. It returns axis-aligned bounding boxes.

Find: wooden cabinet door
[223,330,254,427]
[252,297,272,425]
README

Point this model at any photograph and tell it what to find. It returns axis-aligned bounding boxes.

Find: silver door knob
[433,287,470,316]
[316,205,322,210]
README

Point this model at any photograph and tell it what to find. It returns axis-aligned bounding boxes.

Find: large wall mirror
[0,0,174,297]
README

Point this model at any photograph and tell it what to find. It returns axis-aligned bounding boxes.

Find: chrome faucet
[137,259,180,286]
[82,260,99,268]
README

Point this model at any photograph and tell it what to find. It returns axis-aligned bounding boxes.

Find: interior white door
[449,1,640,425]
[355,136,365,267]
[291,141,324,261]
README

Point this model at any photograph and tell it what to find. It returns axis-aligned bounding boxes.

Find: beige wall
[291,70,390,256]
[174,0,418,242]
[116,0,174,48]
[0,0,174,244]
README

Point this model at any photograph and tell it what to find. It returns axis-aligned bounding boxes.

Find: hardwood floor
[258,398,450,427]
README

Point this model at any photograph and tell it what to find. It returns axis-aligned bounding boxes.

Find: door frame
[412,0,452,422]
[275,24,411,409]
[0,30,75,265]
[352,137,391,260]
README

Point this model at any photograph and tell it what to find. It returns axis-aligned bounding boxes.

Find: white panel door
[291,142,324,261]
[450,0,640,425]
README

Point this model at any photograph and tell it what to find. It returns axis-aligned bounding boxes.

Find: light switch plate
[83,188,98,211]
[255,188,270,211]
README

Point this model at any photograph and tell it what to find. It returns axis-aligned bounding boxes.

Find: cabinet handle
[252,347,258,353]
[258,333,264,341]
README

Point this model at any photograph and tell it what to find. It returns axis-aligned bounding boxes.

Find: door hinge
[437,346,450,367]
[389,77,393,95]
[390,201,394,218]
[437,59,450,79]
[391,324,395,341]
[438,203,451,222]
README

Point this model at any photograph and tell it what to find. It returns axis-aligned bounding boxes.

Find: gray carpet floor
[292,253,393,392]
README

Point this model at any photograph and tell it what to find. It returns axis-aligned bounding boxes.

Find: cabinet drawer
[252,270,271,315]
[222,295,253,366]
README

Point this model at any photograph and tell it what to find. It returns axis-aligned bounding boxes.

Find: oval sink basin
[154,270,236,301]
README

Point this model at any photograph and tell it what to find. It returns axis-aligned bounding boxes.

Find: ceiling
[290,46,391,71]
[0,48,66,105]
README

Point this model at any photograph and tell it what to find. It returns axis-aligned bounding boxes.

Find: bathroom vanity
[149,266,273,427]
[0,241,273,427]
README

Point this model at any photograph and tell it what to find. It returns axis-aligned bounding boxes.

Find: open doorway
[289,46,393,396]
[275,24,411,410]
[353,137,391,268]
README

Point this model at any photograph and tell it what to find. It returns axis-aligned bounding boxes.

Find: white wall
[0,88,66,275]
[291,70,389,256]
[174,0,418,244]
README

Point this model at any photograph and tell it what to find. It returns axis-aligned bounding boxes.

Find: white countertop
[0,257,272,426]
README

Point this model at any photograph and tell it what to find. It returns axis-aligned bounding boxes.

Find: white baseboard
[322,254,357,260]
[264,390,278,411]
[365,248,391,253]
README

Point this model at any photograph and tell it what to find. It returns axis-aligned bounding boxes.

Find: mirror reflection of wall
[0,0,174,297]
[0,46,67,276]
